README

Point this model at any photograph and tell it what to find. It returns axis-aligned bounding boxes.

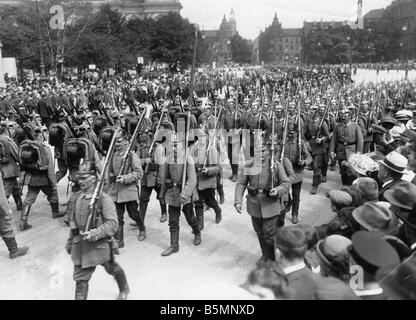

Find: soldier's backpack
[48,124,66,147]
[99,126,117,153]
[0,136,11,164]
[19,140,49,172]
[92,117,108,137]
[63,137,96,170]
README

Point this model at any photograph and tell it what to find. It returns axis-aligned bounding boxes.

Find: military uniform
[0,130,22,209]
[329,121,364,186]
[66,188,129,300]
[159,148,200,256]
[20,138,60,230]
[0,171,29,258]
[190,134,222,231]
[234,149,291,262]
[108,145,143,247]
[305,116,330,193]
[223,108,244,181]
[282,133,313,224]
[137,139,167,229]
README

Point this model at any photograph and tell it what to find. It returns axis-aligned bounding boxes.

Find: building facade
[202,9,237,65]
[0,0,182,20]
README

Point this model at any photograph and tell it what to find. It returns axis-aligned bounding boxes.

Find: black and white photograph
[0,0,415,303]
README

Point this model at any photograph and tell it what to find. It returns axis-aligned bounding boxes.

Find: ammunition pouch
[247,188,276,198]
[165,182,182,189]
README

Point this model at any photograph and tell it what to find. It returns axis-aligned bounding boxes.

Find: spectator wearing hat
[348,231,400,300]
[352,202,399,236]
[347,177,379,207]
[378,151,408,202]
[372,124,398,156]
[274,226,321,299]
[315,190,360,240]
[316,235,352,283]
[384,182,416,250]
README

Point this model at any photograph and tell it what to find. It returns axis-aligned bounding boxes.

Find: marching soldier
[159,130,201,257]
[0,171,29,259]
[305,105,330,194]
[329,108,364,186]
[234,139,291,265]
[135,127,167,237]
[20,126,63,230]
[191,127,222,231]
[107,129,144,247]
[359,100,378,153]
[279,122,313,224]
[65,161,129,300]
[0,121,22,210]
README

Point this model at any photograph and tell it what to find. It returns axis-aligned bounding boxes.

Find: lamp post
[35,0,46,79]
[0,42,6,88]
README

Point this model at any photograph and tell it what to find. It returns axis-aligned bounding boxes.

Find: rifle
[144,106,166,174]
[297,98,302,163]
[98,102,114,126]
[61,104,82,126]
[316,98,331,140]
[203,106,223,168]
[84,127,121,232]
[270,110,275,189]
[180,111,192,211]
[118,110,146,176]
[12,107,34,140]
[280,101,289,162]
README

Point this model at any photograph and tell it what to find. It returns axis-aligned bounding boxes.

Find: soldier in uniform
[329,108,364,186]
[0,171,29,259]
[135,127,167,238]
[305,105,330,194]
[280,122,312,224]
[0,121,22,210]
[65,162,129,300]
[107,129,143,247]
[191,128,222,231]
[159,131,200,257]
[234,140,291,265]
[359,100,378,154]
[20,126,63,230]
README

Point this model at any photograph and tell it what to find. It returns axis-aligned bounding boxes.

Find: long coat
[235,154,291,219]
[68,192,118,269]
[329,121,364,161]
[108,149,143,203]
[160,153,197,207]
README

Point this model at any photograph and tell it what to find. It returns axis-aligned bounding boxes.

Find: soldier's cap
[310,105,318,111]
[371,124,387,135]
[380,117,397,126]
[92,110,100,116]
[339,108,349,114]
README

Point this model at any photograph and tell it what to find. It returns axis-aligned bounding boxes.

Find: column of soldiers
[1,69,414,299]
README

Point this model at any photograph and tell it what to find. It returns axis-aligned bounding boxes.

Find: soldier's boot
[196,208,204,231]
[19,206,32,231]
[3,237,29,259]
[277,213,286,228]
[310,175,321,195]
[115,227,124,249]
[217,184,225,205]
[160,201,167,223]
[265,243,276,262]
[256,237,268,266]
[321,175,327,183]
[75,281,89,300]
[162,229,179,257]
[114,269,130,300]
[12,192,22,211]
[193,230,202,247]
[51,202,65,219]
[138,226,146,242]
[291,213,299,225]
[214,205,222,224]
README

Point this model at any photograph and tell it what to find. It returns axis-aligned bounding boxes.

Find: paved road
[0,166,340,300]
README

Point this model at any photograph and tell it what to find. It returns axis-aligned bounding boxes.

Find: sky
[180,0,394,40]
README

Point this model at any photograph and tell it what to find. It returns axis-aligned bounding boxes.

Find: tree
[231,33,253,64]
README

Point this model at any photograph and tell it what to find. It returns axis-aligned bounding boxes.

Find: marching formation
[1,64,416,300]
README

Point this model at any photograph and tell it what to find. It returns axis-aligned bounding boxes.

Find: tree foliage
[231,33,253,64]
